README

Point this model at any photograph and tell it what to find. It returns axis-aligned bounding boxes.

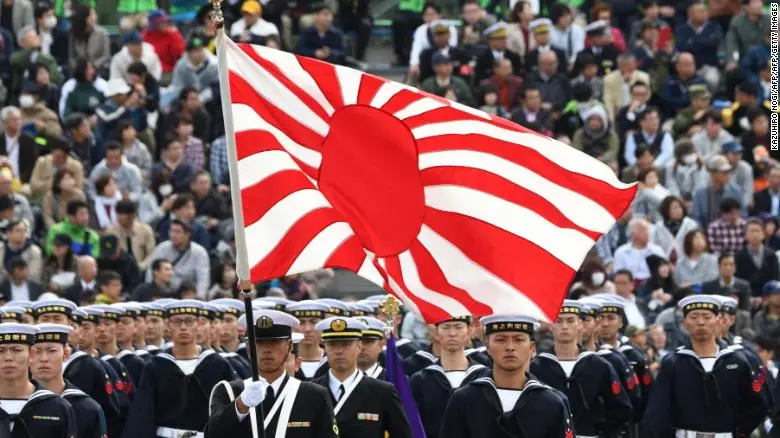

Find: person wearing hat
[95,77,145,145]
[88,305,137,411]
[294,4,348,66]
[723,80,775,139]
[0,322,78,437]
[112,303,147,385]
[641,295,768,437]
[524,18,567,75]
[531,301,633,437]
[121,299,237,438]
[671,84,712,137]
[141,302,166,352]
[354,316,387,379]
[169,35,220,104]
[17,79,61,137]
[97,233,142,293]
[409,315,488,438]
[574,20,620,77]
[211,304,253,380]
[141,9,185,79]
[441,314,575,437]
[407,3,457,77]
[287,300,331,380]
[109,30,163,84]
[420,51,475,106]
[230,0,280,43]
[417,20,469,83]
[212,298,244,354]
[691,157,745,227]
[30,323,108,438]
[206,309,340,438]
[310,316,412,438]
[720,140,754,207]
[473,22,523,85]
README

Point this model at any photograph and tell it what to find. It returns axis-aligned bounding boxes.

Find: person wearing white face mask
[33,3,59,57]
[570,259,615,295]
[17,80,62,137]
[664,138,709,202]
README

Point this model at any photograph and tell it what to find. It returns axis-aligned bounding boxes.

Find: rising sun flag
[216,35,637,324]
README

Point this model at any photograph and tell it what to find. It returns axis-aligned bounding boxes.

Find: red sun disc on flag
[221,39,637,324]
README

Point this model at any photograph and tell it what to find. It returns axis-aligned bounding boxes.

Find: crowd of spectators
[0,0,777,380]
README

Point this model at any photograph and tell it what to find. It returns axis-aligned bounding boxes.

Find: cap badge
[330,319,347,332]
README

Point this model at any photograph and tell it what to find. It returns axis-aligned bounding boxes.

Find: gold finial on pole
[210,0,225,29]
[380,295,402,335]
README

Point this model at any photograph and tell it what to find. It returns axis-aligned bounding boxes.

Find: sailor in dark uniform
[574,20,620,76]
[29,323,107,438]
[595,294,654,415]
[120,299,237,438]
[287,301,331,380]
[641,295,769,437]
[403,326,440,375]
[6,300,35,324]
[530,300,633,438]
[284,333,305,377]
[355,316,387,379]
[127,303,150,356]
[440,315,576,438]
[411,315,489,438]
[64,306,125,438]
[211,299,245,354]
[141,303,166,354]
[312,316,412,438]
[206,309,339,438]
[317,299,353,318]
[366,297,418,366]
[112,303,146,386]
[0,323,76,438]
[90,305,136,401]
[213,303,252,379]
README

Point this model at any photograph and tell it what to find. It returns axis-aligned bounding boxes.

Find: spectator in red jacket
[142,9,185,80]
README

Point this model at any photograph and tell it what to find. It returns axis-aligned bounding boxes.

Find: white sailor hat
[32,299,77,318]
[155,298,178,307]
[287,301,330,320]
[211,299,244,315]
[715,296,738,314]
[349,302,375,317]
[248,309,300,339]
[34,323,73,344]
[354,316,387,339]
[316,317,368,341]
[0,323,37,344]
[678,294,721,315]
[0,306,26,322]
[116,302,144,318]
[480,315,538,336]
[164,299,203,317]
[529,18,552,34]
[200,302,223,320]
[435,314,472,325]
[317,299,352,317]
[429,19,451,34]
[483,21,509,38]
[7,300,33,314]
[578,297,603,317]
[79,306,101,324]
[70,308,87,323]
[585,19,609,35]
[559,299,584,316]
[90,304,125,321]
[292,332,304,344]
[260,297,293,312]
[252,299,279,310]
[364,294,389,304]
[592,294,626,314]
[142,302,166,318]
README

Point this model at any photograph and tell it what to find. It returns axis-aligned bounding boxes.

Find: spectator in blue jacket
[294,4,347,65]
[675,1,723,90]
[740,33,770,84]
[95,78,147,147]
[660,52,706,118]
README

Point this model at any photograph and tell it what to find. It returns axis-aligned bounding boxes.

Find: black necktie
[262,386,275,414]
[337,384,345,402]
[126,236,134,259]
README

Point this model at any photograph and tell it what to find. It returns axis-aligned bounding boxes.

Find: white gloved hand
[239,379,268,408]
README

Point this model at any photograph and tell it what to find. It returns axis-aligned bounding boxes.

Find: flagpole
[212,2,265,437]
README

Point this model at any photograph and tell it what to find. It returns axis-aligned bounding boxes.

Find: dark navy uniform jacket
[220,351,252,380]
[63,350,126,438]
[61,381,107,438]
[596,346,643,422]
[120,348,237,438]
[115,349,145,391]
[530,350,634,437]
[605,338,654,416]
[378,338,419,367]
[640,345,769,438]
[0,385,76,438]
[205,374,339,438]
[410,359,489,438]
[294,357,330,381]
[440,373,576,438]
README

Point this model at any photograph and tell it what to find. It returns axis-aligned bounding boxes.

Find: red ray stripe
[297,57,345,109]
[249,209,343,279]
[381,255,448,324]
[402,107,494,130]
[423,208,575,321]
[238,44,332,124]
[420,167,602,240]
[240,171,319,226]
[416,135,637,219]
[235,130,318,181]
[322,235,370,272]
[229,72,325,152]
[380,89,426,114]
[408,241,493,318]
[356,73,386,106]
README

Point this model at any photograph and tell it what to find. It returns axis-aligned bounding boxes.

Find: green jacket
[10,49,63,93]
[421,76,475,108]
[54,0,94,17]
[117,0,157,14]
[45,219,100,258]
[64,83,105,119]
[399,0,424,12]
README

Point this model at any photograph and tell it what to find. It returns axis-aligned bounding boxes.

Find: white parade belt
[675,429,732,438]
[156,426,204,438]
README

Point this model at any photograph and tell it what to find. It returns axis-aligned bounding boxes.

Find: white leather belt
[675,430,732,438]
[156,426,204,438]
[577,435,598,438]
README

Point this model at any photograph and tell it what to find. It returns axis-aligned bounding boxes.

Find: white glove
[239,379,268,408]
